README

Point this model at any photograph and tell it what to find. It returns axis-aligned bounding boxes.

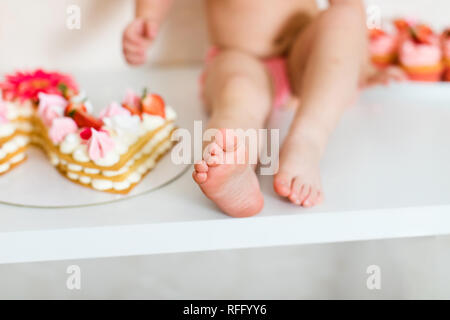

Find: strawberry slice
[142,93,165,118]
[122,103,141,116]
[411,25,433,44]
[394,19,409,32]
[73,111,103,130]
[65,102,87,117]
[65,103,103,130]
[416,25,433,42]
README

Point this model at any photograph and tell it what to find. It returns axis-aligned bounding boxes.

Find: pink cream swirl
[99,102,131,119]
[48,117,78,144]
[38,92,68,127]
[399,37,442,67]
[83,128,115,161]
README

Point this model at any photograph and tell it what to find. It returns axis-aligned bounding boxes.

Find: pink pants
[200,47,292,109]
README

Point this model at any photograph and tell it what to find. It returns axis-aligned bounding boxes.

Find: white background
[0,0,449,71]
[0,0,449,299]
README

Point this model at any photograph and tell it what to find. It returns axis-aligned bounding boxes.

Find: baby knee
[219,75,271,115]
[221,74,258,95]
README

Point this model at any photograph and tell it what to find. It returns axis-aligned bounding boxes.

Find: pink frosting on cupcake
[86,128,115,161]
[370,34,398,56]
[48,117,78,144]
[99,102,131,119]
[400,37,442,67]
[38,92,68,127]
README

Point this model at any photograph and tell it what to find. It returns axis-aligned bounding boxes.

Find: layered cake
[0,69,177,194]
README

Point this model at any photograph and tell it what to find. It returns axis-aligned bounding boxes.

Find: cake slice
[0,69,177,194]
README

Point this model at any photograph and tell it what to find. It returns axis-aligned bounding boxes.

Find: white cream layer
[0,123,16,138]
[0,152,26,173]
[56,123,174,177]
[6,101,35,120]
[65,139,173,191]
[0,120,35,140]
[1,100,35,139]
[12,126,173,191]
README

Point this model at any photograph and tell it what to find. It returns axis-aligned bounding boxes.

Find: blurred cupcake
[369,28,398,69]
[399,24,444,82]
[442,29,450,81]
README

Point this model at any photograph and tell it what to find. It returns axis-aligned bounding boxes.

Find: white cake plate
[0,145,190,208]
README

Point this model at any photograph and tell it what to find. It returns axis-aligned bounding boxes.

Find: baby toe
[192,171,208,184]
[203,143,223,166]
[205,154,222,167]
[203,142,221,156]
[273,172,293,197]
[298,183,311,205]
[303,187,319,207]
[194,160,208,173]
[288,178,305,206]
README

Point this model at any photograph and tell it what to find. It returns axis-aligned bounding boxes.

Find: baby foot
[192,128,264,217]
[273,133,323,208]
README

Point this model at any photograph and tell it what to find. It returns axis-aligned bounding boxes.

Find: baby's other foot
[273,133,323,208]
[192,128,264,217]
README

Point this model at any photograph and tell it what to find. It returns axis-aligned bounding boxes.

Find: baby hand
[122,18,159,66]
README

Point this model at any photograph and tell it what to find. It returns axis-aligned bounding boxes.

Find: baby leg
[193,50,272,217]
[274,0,367,207]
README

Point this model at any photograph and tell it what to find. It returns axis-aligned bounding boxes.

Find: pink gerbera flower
[0,69,78,102]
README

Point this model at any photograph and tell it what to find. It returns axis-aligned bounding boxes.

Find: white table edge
[1,204,448,264]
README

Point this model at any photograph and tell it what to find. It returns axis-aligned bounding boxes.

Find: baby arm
[122,0,173,65]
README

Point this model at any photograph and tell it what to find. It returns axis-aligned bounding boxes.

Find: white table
[1,67,449,264]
